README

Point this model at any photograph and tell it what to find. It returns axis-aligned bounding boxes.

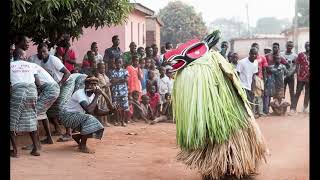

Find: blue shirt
[140,68,148,90]
[110,68,129,98]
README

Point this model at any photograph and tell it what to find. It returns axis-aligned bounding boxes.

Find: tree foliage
[253,17,291,34]
[158,0,208,47]
[208,18,250,42]
[297,0,309,27]
[10,0,132,44]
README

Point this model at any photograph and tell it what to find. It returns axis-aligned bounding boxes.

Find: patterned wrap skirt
[73,74,87,93]
[59,110,104,139]
[10,83,38,132]
[47,76,77,118]
[36,82,60,114]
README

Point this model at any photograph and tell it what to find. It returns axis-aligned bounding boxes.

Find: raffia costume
[164,31,267,179]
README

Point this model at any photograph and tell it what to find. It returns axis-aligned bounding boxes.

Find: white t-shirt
[280,51,297,63]
[64,89,95,113]
[236,58,258,91]
[32,63,56,85]
[157,75,171,95]
[95,54,103,64]
[83,53,104,67]
[28,54,42,66]
[280,51,298,77]
[41,55,65,83]
[10,60,38,85]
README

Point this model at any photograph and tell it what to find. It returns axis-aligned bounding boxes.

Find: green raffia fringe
[173,50,250,150]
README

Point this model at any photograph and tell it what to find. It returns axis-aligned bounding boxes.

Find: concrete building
[230,35,288,59]
[146,16,163,48]
[26,3,161,63]
[281,27,309,53]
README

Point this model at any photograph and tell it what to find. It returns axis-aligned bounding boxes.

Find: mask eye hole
[185,43,208,59]
[170,59,187,72]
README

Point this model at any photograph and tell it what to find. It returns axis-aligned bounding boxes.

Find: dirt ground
[11,93,309,180]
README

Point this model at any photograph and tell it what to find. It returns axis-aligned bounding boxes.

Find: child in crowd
[252,74,265,118]
[144,57,152,70]
[270,98,291,116]
[147,70,158,92]
[158,66,171,105]
[95,63,112,126]
[110,57,129,127]
[127,55,143,97]
[166,69,174,92]
[268,55,290,116]
[81,50,96,74]
[72,65,81,74]
[147,85,161,117]
[106,57,116,78]
[150,93,173,125]
[139,58,148,95]
[149,61,160,78]
[230,52,239,69]
[162,93,173,120]
[130,91,154,123]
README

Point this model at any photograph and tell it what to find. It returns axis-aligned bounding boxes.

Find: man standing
[14,35,29,51]
[10,44,15,62]
[220,41,229,58]
[165,42,173,51]
[104,35,122,70]
[137,47,146,59]
[280,41,298,107]
[35,63,61,143]
[290,41,310,113]
[151,44,160,65]
[82,42,103,69]
[56,34,77,72]
[236,47,259,109]
[10,48,41,157]
[37,43,71,136]
[251,43,268,117]
[145,46,153,59]
[22,55,61,149]
[123,42,140,66]
[265,43,288,66]
[264,47,272,55]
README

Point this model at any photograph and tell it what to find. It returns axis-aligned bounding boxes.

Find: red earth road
[11,94,309,180]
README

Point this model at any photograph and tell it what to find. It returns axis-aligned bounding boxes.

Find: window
[143,24,145,44]
[138,23,140,45]
[131,22,133,42]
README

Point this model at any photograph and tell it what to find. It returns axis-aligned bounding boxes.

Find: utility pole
[246,3,250,38]
[293,0,298,53]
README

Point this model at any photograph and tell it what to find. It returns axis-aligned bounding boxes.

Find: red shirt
[56,47,76,72]
[296,52,309,82]
[147,92,160,112]
[256,55,268,79]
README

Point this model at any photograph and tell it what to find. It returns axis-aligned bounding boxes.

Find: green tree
[208,18,249,42]
[158,0,208,47]
[297,0,309,27]
[253,17,291,34]
[10,0,132,44]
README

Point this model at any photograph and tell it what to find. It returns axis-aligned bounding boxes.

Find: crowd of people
[10,34,175,157]
[221,40,310,118]
[10,33,309,158]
